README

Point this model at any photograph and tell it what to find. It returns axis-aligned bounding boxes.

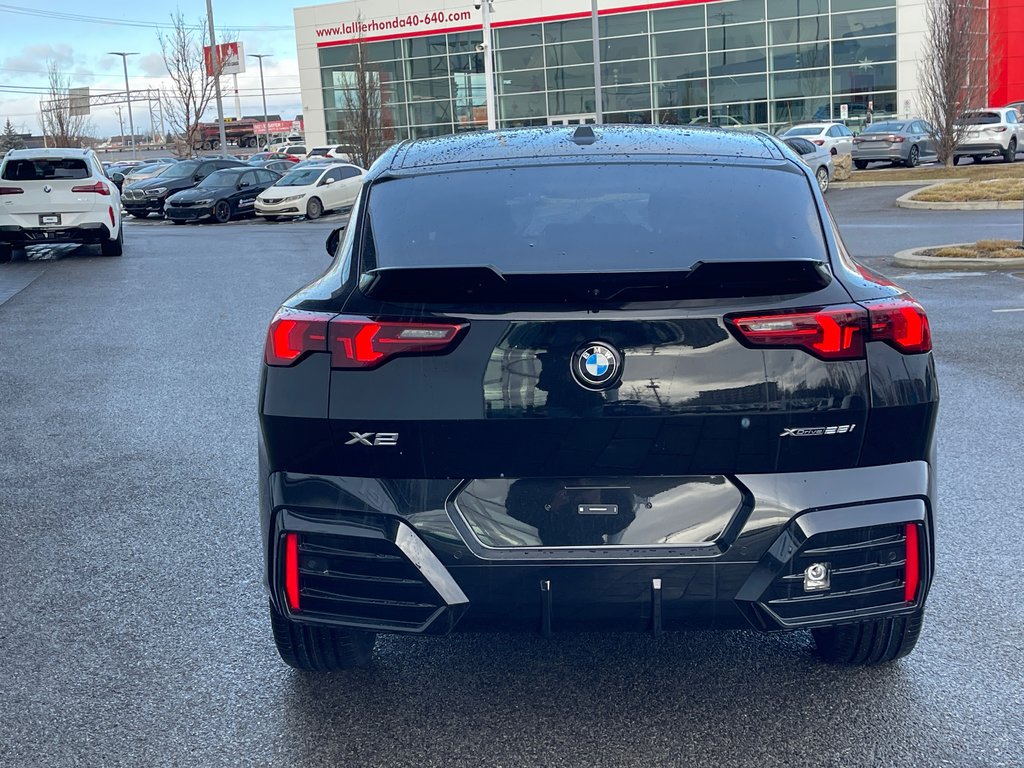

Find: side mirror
[322,177,335,185]
[111,172,125,183]
[326,226,345,257]
[238,180,251,188]
[194,175,204,182]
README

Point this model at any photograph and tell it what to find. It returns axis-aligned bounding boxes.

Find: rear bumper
[0,222,112,245]
[261,462,935,636]
[852,146,904,161]
[953,142,1006,155]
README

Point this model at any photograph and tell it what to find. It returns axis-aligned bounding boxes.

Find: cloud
[3,43,76,73]
[138,53,167,78]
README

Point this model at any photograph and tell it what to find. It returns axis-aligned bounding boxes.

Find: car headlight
[145,187,167,196]
[281,194,304,203]
[192,198,214,206]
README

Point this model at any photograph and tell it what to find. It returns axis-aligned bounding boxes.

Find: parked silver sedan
[852,120,937,168]
[782,137,833,193]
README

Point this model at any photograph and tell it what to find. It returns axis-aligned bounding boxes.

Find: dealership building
[294,0,1024,147]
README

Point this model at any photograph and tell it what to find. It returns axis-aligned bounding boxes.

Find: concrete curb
[893,245,1024,269]
[895,183,1024,210]
[831,178,957,189]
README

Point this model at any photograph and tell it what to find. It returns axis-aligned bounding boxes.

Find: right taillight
[862,296,932,354]
[728,295,931,359]
[0,186,24,195]
[264,308,467,368]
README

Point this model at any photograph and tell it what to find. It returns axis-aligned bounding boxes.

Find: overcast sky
[0,1,306,138]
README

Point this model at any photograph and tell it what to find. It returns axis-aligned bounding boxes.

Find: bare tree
[919,0,990,167]
[337,34,392,169]
[158,12,233,157]
[38,60,91,147]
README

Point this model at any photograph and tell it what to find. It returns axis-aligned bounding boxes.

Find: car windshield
[864,122,905,133]
[959,112,1002,125]
[784,127,823,136]
[1,157,90,181]
[161,160,201,178]
[275,168,324,186]
[199,169,246,187]
[367,163,827,273]
[130,164,168,176]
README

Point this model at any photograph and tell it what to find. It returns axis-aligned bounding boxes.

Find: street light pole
[480,1,496,130]
[248,54,272,149]
[205,0,228,154]
[108,52,138,158]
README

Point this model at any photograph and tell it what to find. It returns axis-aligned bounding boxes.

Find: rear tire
[815,166,829,193]
[971,155,983,164]
[854,160,868,170]
[1004,138,1017,163]
[306,197,323,220]
[904,144,920,168]
[953,155,963,165]
[269,601,376,671]
[100,227,123,257]
[0,243,11,263]
[812,613,923,665]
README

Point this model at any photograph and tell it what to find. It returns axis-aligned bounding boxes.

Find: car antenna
[570,125,598,146]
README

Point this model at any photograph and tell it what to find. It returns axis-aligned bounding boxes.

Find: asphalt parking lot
[1,190,1022,767]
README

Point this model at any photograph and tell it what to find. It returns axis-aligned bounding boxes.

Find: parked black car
[164,167,281,223]
[121,158,247,218]
[258,126,937,671]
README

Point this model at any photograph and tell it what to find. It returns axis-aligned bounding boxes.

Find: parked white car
[0,147,123,260]
[779,122,854,156]
[255,162,365,220]
[307,145,356,162]
[954,107,1023,163]
[781,136,834,193]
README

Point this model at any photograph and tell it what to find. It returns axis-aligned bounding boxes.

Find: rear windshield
[366,163,826,272]
[783,126,823,137]
[864,122,904,133]
[308,148,329,156]
[959,112,1001,125]
[2,158,90,181]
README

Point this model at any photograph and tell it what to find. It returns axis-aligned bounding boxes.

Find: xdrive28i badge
[571,341,622,391]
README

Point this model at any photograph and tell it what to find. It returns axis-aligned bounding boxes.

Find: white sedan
[779,123,854,156]
[255,162,365,220]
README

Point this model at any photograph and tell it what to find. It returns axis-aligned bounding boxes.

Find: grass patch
[911,178,1024,202]
[922,239,1024,259]
[849,162,1024,183]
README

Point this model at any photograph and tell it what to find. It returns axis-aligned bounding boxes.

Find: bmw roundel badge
[571,341,622,391]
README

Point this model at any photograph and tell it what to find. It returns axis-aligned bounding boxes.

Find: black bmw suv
[258,126,937,671]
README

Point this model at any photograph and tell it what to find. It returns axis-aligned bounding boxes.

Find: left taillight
[71,180,110,195]
[264,308,467,368]
[0,186,24,195]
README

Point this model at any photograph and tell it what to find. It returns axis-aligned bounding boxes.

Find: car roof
[385,125,783,174]
[3,148,92,159]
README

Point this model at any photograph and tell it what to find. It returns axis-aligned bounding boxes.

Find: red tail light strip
[728,295,931,359]
[71,181,111,195]
[0,186,24,195]
[904,523,920,602]
[284,533,301,612]
[264,309,467,368]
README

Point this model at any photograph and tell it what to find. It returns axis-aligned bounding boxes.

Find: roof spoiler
[358,259,832,304]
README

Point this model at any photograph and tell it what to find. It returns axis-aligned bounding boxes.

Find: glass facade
[317,0,898,144]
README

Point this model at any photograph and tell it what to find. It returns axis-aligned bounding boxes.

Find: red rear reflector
[904,523,920,602]
[727,305,866,360]
[0,186,24,195]
[862,296,932,353]
[108,206,115,226]
[284,533,300,611]
[330,317,467,369]
[71,181,110,195]
[264,308,330,366]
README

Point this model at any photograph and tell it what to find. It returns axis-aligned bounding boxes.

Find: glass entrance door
[548,114,597,126]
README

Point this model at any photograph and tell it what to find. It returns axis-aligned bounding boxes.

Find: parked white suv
[954,107,1023,163]
[0,148,123,261]
[306,144,356,162]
